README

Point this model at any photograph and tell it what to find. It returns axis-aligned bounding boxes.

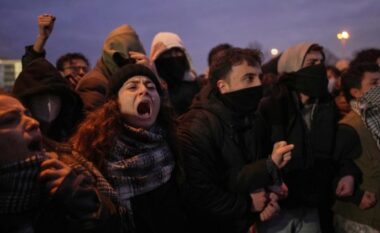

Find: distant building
[0,58,22,92]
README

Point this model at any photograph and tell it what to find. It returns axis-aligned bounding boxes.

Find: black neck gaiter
[154,56,190,88]
[280,64,328,98]
[220,85,263,115]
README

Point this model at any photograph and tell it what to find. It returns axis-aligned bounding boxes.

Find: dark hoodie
[177,84,275,233]
[12,58,83,142]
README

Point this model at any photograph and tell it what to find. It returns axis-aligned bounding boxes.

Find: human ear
[350,88,363,99]
[217,79,228,94]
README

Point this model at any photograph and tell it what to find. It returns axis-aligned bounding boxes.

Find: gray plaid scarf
[0,152,47,214]
[105,125,175,206]
[350,86,380,150]
[60,151,136,232]
[65,125,174,233]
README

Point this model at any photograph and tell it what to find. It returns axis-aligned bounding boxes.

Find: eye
[146,82,157,90]
[25,109,32,117]
[244,74,256,82]
[126,84,137,90]
[0,113,20,126]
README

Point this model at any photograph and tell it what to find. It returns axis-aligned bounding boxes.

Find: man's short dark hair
[208,47,262,86]
[56,52,90,71]
[207,43,233,66]
[341,63,379,102]
[350,48,380,67]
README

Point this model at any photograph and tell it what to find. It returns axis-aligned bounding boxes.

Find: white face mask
[328,78,337,94]
[29,94,62,123]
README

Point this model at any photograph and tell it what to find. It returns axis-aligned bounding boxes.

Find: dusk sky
[0,0,379,72]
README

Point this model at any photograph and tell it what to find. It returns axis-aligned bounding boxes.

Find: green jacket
[333,111,380,231]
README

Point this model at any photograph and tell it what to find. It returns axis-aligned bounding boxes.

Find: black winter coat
[258,85,357,208]
[177,84,276,233]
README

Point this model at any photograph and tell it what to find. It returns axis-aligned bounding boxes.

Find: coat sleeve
[177,113,255,220]
[333,124,364,205]
[52,170,123,233]
[21,45,46,69]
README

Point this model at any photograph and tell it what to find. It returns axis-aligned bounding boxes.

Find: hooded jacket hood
[12,58,83,141]
[150,32,197,81]
[277,42,317,74]
[102,24,146,76]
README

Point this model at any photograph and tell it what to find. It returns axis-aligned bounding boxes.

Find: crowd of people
[1,13,380,233]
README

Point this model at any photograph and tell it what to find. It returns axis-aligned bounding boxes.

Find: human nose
[77,69,85,77]
[24,115,40,132]
[137,84,149,96]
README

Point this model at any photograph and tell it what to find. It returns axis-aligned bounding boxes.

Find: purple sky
[0,0,379,72]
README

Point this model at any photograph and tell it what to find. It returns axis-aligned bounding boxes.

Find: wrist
[266,158,282,185]
[36,34,49,41]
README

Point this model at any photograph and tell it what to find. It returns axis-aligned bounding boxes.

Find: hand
[129,51,150,68]
[39,152,71,195]
[359,191,377,210]
[260,200,280,221]
[268,182,289,200]
[335,175,354,197]
[37,14,56,39]
[65,74,80,89]
[250,188,268,212]
[271,141,294,169]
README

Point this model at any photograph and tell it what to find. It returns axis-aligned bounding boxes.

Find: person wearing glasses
[22,14,90,89]
[56,52,90,89]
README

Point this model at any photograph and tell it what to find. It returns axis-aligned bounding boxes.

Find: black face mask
[220,85,263,114]
[154,56,190,87]
[280,64,328,98]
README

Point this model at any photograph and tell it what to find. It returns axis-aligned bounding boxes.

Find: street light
[337,30,350,58]
[337,31,350,40]
[270,48,279,57]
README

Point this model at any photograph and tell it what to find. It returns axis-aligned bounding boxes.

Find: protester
[76,24,149,111]
[13,58,83,142]
[71,64,187,232]
[0,91,119,233]
[177,47,293,233]
[333,63,380,232]
[150,32,200,116]
[22,14,90,89]
[258,42,358,233]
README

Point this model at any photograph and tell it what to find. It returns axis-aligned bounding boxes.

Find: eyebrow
[241,72,260,78]
[126,79,154,84]
[0,109,21,118]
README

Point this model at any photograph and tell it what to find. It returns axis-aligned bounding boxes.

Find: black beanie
[108,64,162,97]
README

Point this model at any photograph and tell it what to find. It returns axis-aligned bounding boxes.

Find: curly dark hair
[350,48,380,67]
[70,93,182,178]
[341,63,380,102]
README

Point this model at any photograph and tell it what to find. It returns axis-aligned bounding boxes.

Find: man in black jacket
[258,42,358,233]
[177,47,293,233]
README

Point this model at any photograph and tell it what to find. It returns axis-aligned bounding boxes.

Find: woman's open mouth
[137,101,151,118]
